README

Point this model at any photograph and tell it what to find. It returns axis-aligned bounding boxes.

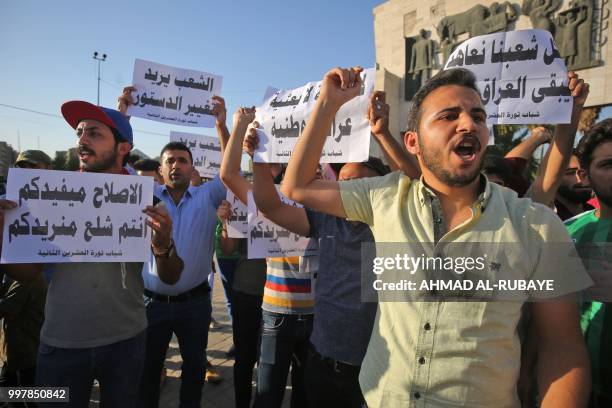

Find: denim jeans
[253,310,313,408]
[138,293,212,408]
[231,290,262,408]
[304,345,365,408]
[217,258,237,319]
[36,331,146,408]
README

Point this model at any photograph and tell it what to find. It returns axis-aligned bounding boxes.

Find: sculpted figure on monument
[521,0,563,34]
[408,29,435,88]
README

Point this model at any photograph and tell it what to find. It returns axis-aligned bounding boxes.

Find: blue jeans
[36,331,146,408]
[217,258,237,319]
[254,311,313,408]
[138,293,212,408]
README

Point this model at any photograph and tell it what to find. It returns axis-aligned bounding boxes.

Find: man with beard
[0,101,183,407]
[138,124,228,406]
[566,119,612,406]
[282,67,592,407]
[555,151,594,220]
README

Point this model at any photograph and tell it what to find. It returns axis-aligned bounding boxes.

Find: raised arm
[219,107,255,205]
[211,96,230,156]
[505,126,552,161]
[246,127,310,236]
[282,67,365,218]
[530,72,589,205]
[117,86,136,118]
[368,91,420,178]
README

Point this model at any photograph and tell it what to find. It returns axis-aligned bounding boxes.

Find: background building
[372,0,611,147]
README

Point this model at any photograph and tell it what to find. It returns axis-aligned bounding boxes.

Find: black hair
[406,68,480,132]
[160,142,193,164]
[577,118,612,171]
[133,159,161,172]
[362,156,390,176]
[482,154,512,183]
[111,127,130,167]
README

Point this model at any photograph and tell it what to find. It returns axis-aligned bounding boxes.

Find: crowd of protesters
[0,65,610,408]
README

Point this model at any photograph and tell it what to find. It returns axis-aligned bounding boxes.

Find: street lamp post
[92,51,107,106]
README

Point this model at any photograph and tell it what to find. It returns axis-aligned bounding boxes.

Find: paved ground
[91,272,292,407]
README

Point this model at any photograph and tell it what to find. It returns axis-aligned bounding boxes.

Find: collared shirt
[339,171,591,408]
[142,177,226,295]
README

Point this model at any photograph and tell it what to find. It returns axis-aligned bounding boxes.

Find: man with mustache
[566,119,612,406]
[281,67,592,407]
[555,151,595,220]
[0,101,183,408]
[136,103,228,407]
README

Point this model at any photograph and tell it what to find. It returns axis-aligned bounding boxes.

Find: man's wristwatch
[152,239,175,259]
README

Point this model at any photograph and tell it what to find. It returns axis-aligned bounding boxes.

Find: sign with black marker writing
[226,190,248,238]
[128,59,223,127]
[1,169,154,263]
[170,131,221,178]
[444,29,571,124]
[247,189,318,259]
[253,68,375,163]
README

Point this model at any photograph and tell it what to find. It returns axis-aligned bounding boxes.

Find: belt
[144,282,210,303]
[309,344,360,374]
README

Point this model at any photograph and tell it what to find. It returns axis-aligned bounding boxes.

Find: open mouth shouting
[452,135,482,164]
[78,145,95,162]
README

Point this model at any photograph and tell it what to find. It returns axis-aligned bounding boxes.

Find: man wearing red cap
[0,101,183,408]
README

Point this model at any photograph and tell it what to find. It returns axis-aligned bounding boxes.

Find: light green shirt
[340,172,591,408]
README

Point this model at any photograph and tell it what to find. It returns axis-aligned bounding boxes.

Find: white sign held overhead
[254,68,375,163]
[128,59,223,127]
[444,29,572,125]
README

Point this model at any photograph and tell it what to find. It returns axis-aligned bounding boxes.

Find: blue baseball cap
[61,100,133,144]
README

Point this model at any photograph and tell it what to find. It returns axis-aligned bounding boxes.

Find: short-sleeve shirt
[305,209,377,366]
[41,261,146,348]
[566,209,612,397]
[339,171,591,407]
[263,256,318,315]
[143,177,226,295]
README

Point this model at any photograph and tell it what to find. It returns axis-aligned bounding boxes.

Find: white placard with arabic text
[253,68,375,163]
[444,29,571,124]
[1,169,154,263]
[128,59,223,127]
[170,131,221,178]
[226,190,248,238]
[247,189,318,259]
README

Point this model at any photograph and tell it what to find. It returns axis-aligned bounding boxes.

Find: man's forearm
[538,340,591,407]
[505,132,548,160]
[282,99,337,200]
[220,122,250,205]
[253,163,282,215]
[216,122,230,157]
[155,252,183,285]
[373,130,420,178]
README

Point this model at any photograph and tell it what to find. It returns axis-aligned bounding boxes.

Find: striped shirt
[566,209,612,398]
[263,256,318,315]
